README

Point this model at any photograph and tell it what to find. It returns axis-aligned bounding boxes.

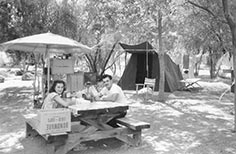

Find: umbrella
[0,32,93,100]
[0,32,92,54]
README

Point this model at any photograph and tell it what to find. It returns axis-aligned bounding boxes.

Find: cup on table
[71,97,77,104]
[75,91,83,98]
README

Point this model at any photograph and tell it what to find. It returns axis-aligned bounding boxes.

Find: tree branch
[222,0,236,46]
[104,51,124,72]
[187,0,227,24]
[222,0,236,28]
[100,42,118,75]
[188,1,215,17]
[84,54,94,71]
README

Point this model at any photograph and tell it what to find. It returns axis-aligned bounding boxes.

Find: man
[99,74,127,104]
[98,74,128,127]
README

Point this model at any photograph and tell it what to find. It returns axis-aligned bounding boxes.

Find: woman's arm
[54,95,75,107]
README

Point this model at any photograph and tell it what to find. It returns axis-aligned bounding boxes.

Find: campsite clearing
[1,68,236,154]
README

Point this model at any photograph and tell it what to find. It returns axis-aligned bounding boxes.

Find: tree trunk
[233,45,236,132]
[158,10,165,102]
[209,49,214,79]
[222,0,236,131]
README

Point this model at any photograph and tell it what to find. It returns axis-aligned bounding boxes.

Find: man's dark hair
[96,75,103,82]
[102,74,112,80]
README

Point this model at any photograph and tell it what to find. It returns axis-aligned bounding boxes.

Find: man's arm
[101,93,118,102]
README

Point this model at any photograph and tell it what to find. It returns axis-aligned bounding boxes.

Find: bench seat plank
[116,117,150,130]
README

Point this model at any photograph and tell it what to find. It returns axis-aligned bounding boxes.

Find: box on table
[33,109,71,135]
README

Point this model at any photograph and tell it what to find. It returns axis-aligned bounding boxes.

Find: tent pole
[33,63,36,101]
[125,51,127,67]
[146,42,149,77]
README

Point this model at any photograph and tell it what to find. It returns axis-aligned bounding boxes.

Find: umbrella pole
[45,45,50,96]
[33,53,39,102]
[33,62,37,100]
[42,57,45,100]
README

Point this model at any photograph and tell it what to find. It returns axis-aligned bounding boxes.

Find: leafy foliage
[1,0,236,78]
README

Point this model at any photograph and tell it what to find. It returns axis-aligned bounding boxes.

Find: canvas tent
[118,41,183,92]
[216,52,233,79]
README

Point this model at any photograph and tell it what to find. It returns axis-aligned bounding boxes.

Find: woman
[42,80,75,109]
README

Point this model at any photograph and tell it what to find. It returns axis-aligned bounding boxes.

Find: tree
[73,0,125,77]
[222,0,236,131]
[183,0,232,78]
[157,9,165,101]
[0,0,21,42]
[0,0,54,70]
[140,0,181,101]
[49,0,78,38]
[185,0,236,131]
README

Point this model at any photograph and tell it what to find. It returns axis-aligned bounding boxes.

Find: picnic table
[179,78,202,91]
[24,100,150,154]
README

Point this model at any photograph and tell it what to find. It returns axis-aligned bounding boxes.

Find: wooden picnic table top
[67,99,129,116]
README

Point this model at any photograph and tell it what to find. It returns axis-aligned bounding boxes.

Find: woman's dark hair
[49,80,66,93]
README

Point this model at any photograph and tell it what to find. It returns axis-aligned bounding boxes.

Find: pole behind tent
[146,42,149,77]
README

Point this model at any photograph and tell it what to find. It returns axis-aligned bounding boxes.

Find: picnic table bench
[23,101,150,154]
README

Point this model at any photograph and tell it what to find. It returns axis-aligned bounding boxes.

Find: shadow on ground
[1,78,236,154]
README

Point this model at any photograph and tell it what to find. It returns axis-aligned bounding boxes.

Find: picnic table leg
[25,122,38,137]
[81,115,144,147]
[79,114,120,130]
[115,129,142,146]
[53,126,98,154]
[133,131,142,146]
[80,118,142,146]
[46,143,56,154]
[53,139,79,154]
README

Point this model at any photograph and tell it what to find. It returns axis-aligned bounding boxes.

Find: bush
[22,72,34,81]
[15,70,24,76]
[0,76,4,83]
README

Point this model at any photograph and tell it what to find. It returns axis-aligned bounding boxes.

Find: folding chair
[136,77,156,99]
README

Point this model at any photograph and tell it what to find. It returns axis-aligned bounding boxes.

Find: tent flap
[119,42,154,54]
